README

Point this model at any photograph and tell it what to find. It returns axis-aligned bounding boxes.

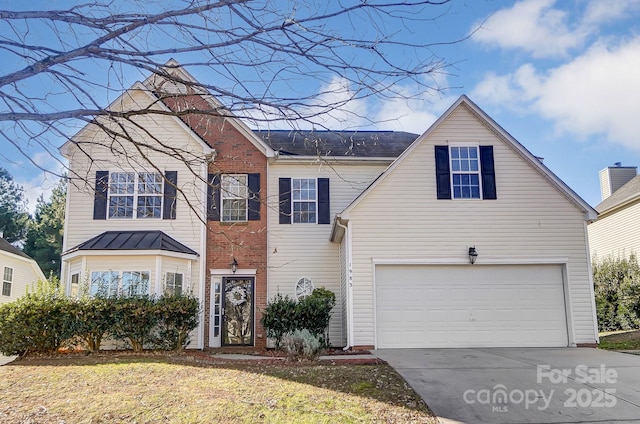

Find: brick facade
[164,94,269,348]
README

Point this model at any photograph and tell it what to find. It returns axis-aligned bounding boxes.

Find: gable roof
[336,95,597,224]
[68,231,198,256]
[255,130,418,157]
[595,174,640,214]
[59,80,214,158]
[143,59,275,158]
[0,237,31,259]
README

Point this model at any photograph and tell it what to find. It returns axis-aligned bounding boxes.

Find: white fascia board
[60,80,213,157]
[143,61,275,158]
[460,95,597,221]
[339,95,597,221]
[62,249,199,261]
[0,252,46,281]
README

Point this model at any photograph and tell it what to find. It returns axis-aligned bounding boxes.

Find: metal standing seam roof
[595,174,640,214]
[0,237,32,260]
[71,231,198,256]
[254,130,419,157]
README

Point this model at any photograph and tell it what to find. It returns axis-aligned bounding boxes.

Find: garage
[375,264,569,348]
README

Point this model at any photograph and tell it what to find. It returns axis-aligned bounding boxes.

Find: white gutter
[336,218,354,350]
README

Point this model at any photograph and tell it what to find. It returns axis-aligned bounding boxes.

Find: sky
[3,0,640,211]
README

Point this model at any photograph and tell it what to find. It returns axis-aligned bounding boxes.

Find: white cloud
[473,0,585,58]
[472,37,640,149]
[583,0,640,26]
[472,0,640,58]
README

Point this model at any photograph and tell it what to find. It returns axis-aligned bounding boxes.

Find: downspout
[336,219,354,351]
[584,220,600,345]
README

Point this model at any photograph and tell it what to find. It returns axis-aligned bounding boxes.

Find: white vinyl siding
[588,200,640,261]
[0,253,45,305]
[62,90,203,292]
[346,104,597,347]
[267,160,391,346]
[61,88,206,348]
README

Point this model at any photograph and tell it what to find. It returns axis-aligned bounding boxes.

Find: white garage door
[375,264,568,348]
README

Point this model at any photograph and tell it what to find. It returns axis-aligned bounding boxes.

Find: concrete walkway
[374,348,640,424]
[0,355,17,366]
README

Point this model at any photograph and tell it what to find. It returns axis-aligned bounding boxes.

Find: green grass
[599,329,640,350]
[0,355,436,423]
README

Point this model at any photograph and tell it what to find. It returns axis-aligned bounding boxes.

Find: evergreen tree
[0,168,29,244]
[24,178,66,278]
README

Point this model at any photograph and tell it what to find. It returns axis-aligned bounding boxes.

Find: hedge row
[0,279,200,356]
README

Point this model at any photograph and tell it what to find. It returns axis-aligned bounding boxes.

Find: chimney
[599,162,637,200]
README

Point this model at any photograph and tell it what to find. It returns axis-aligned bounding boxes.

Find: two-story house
[60,61,600,350]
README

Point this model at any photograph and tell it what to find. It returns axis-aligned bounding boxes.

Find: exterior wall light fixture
[468,247,478,265]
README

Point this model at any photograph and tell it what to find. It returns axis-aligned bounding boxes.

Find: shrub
[283,329,323,361]
[0,277,76,356]
[154,294,200,351]
[296,287,336,346]
[260,293,298,349]
[261,288,336,350]
[109,295,160,352]
[70,296,117,352]
[593,254,640,331]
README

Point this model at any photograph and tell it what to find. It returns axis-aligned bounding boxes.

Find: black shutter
[93,171,109,220]
[435,146,451,199]
[248,173,260,221]
[163,171,177,219]
[479,146,497,200]
[279,178,291,224]
[317,178,330,224]
[207,173,221,221]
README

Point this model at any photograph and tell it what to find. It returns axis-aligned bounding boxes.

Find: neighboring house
[0,237,46,304]
[588,163,639,261]
[60,61,599,349]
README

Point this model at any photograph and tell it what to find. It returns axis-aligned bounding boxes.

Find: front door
[222,277,254,346]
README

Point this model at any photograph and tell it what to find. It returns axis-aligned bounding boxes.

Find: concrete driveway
[374,348,640,424]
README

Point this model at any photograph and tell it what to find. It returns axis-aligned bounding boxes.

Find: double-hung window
[292,178,317,223]
[435,144,496,200]
[221,174,248,222]
[108,172,163,219]
[165,272,183,295]
[2,267,12,296]
[450,146,481,199]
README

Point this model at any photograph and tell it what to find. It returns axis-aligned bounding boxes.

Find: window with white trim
[90,270,150,297]
[221,174,248,222]
[292,178,317,223]
[70,273,79,297]
[450,146,481,199]
[165,272,183,295]
[2,266,12,297]
[108,172,163,219]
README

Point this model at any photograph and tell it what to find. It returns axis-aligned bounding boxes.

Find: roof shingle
[255,130,418,157]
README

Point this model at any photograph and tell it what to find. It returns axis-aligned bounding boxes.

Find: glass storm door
[222,277,254,346]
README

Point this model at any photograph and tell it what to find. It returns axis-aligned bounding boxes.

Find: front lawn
[599,329,640,350]
[0,355,436,423]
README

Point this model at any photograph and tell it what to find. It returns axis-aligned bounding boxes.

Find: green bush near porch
[260,287,336,350]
